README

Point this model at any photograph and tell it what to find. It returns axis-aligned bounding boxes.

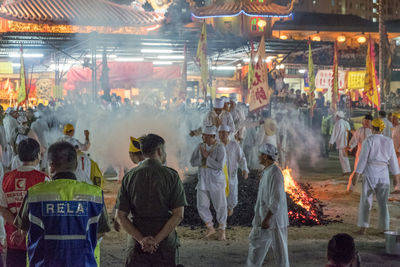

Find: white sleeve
[268,168,285,215]
[190,144,202,167]
[329,122,339,145]
[206,145,226,171]
[238,145,249,173]
[349,130,359,150]
[356,139,370,174]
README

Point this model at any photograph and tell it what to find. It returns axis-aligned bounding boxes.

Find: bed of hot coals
[181,169,341,227]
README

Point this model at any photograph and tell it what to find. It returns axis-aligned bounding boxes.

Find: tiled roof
[191,1,294,18]
[0,0,164,27]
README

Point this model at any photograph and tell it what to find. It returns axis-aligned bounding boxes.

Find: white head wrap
[259,144,278,161]
[220,96,229,103]
[335,111,345,118]
[202,125,217,135]
[218,125,231,132]
[5,107,13,114]
[229,93,238,102]
[214,98,224,109]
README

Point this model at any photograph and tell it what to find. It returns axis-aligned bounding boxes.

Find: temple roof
[0,0,164,27]
[190,0,295,18]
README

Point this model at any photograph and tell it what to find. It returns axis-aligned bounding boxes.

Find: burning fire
[282,168,320,224]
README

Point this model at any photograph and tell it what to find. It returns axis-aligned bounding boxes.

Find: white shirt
[252,164,288,229]
[203,110,236,133]
[31,118,49,150]
[3,115,18,144]
[329,118,351,149]
[190,142,226,191]
[224,140,248,185]
[75,152,93,185]
[382,118,393,138]
[349,127,372,150]
[392,125,400,152]
[230,106,245,136]
[356,134,400,182]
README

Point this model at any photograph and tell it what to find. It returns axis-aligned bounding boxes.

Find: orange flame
[283,168,320,223]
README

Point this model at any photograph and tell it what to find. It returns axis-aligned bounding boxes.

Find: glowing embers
[283,168,321,225]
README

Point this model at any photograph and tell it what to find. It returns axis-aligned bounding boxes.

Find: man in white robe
[353,118,400,234]
[229,93,246,142]
[347,114,372,192]
[189,98,235,137]
[3,109,18,165]
[31,111,49,171]
[58,123,90,151]
[246,144,289,267]
[379,110,393,138]
[218,125,249,216]
[190,125,227,241]
[329,111,351,175]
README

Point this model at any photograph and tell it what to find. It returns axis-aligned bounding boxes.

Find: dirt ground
[101,153,400,266]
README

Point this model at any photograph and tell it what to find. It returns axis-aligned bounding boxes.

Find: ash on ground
[181,170,341,228]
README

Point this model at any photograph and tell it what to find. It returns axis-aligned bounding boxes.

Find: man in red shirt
[0,138,48,267]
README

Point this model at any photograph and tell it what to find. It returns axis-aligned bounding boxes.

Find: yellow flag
[223,164,230,196]
[196,23,208,96]
[364,38,380,110]
[17,48,27,105]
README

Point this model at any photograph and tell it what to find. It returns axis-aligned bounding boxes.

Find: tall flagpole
[379,0,384,110]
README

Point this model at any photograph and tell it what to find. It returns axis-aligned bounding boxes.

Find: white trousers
[227,183,238,210]
[357,177,390,231]
[0,216,5,246]
[197,189,227,229]
[339,149,351,174]
[246,227,289,267]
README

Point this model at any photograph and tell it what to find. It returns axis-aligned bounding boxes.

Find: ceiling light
[312,36,321,41]
[357,36,367,44]
[299,69,306,74]
[8,53,43,58]
[141,49,174,54]
[337,36,346,43]
[280,35,288,40]
[211,66,237,70]
[152,61,173,65]
[157,55,184,59]
[141,42,173,46]
[115,57,144,62]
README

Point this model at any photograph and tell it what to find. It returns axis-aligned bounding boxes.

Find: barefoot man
[353,118,400,234]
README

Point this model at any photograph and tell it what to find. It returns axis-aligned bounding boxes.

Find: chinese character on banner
[249,56,271,112]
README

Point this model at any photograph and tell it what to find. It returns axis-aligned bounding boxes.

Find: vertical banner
[196,22,208,96]
[308,40,316,116]
[331,41,339,112]
[17,46,27,106]
[364,37,380,110]
[249,36,271,112]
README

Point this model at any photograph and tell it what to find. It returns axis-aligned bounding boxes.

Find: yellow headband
[63,124,74,134]
[129,136,141,153]
[371,118,385,132]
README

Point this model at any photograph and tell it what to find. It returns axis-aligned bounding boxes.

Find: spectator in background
[316,92,325,109]
[379,111,393,138]
[325,233,360,267]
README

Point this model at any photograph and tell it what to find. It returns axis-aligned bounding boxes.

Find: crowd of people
[0,90,396,266]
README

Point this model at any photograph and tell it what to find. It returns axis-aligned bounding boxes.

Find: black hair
[18,138,40,162]
[372,126,380,132]
[327,233,355,265]
[48,141,77,171]
[379,110,386,117]
[364,114,373,121]
[140,134,165,156]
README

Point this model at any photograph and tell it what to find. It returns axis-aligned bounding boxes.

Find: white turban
[259,144,278,161]
[229,93,238,102]
[220,96,229,103]
[214,98,224,109]
[335,111,345,118]
[218,125,231,132]
[202,125,217,135]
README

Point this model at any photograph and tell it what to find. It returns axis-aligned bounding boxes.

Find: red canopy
[65,62,181,90]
